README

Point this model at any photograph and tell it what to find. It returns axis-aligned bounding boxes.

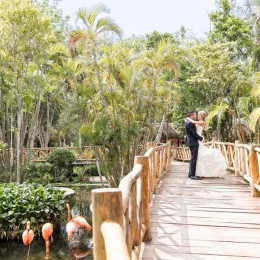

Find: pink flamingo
[73,215,92,232]
[71,247,91,259]
[22,221,34,257]
[42,223,53,258]
[66,203,77,241]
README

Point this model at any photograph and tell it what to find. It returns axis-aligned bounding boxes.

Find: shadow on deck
[140,160,260,260]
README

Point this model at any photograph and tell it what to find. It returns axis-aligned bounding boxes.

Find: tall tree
[68,3,122,112]
[0,0,56,181]
[209,0,253,60]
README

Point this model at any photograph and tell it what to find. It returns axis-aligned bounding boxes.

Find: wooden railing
[7,146,96,162]
[173,138,260,197]
[91,141,172,260]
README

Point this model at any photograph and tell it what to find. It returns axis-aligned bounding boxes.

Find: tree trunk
[16,98,24,183]
[91,40,107,112]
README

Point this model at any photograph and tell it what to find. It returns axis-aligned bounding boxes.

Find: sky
[56,0,218,38]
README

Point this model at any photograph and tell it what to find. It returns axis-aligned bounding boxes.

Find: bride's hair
[198,110,206,121]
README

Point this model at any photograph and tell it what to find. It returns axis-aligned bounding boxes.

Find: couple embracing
[185,110,227,180]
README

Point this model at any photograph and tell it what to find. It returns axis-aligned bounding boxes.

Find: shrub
[85,165,100,176]
[47,148,76,167]
[0,183,66,239]
[46,148,76,181]
[22,162,53,184]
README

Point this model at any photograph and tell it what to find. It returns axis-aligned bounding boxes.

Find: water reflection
[0,187,93,260]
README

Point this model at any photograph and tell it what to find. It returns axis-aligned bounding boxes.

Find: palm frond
[237,96,251,117]
[164,60,180,78]
[251,84,260,100]
[50,43,70,58]
[90,2,111,16]
[231,78,252,97]
[86,3,110,27]
[95,16,122,37]
[249,107,260,132]
[206,104,228,126]
[77,7,89,27]
[67,29,87,56]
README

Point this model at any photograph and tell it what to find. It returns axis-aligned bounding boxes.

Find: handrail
[173,138,260,197]
[101,220,130,260]
[91,141,171,260]
[5,146,97,162]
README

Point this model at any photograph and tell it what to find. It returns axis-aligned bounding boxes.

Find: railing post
[92,188,125,260]
[212,137,217,149]
[130,182,139,249]
[134,156,152,242]
[249,145,260,197]
[167,140,171,171]
[146,141,155,151]
[235,140,241,176]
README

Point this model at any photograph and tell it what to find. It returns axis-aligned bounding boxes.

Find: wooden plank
[140,161,260,259]
[141,243,260,258]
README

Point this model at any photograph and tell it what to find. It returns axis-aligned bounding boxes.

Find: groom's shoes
[190,176,203,180]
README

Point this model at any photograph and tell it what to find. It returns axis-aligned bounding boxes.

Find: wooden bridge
[91,139,260,260]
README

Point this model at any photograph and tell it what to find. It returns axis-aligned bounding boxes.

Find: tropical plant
[68,3,122,111]
[208,0,253,60]
[47,148,76,181]
[0,182,66,239]
[0,0,60,182]
[21,162,53,184]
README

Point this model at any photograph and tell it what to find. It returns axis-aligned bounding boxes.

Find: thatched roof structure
[156,123,179,139]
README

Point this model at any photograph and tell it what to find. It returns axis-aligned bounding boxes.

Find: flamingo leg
[44,240,51,259]
[28,243,31,257]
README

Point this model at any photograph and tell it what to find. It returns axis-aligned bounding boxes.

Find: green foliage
[1,0,260,183]
[47,148,76,167]
[47,148,76,181]
[208,0,253,59]
[22,162,53,184]
[188,42,239,103]
[0,182,66,239]
[145,30,176,49]
[0,141,7,152]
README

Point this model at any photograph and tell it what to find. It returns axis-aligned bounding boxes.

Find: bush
[0,182,66,239]
[46,148,76,181]
[22,162,53,184]
[85,165,100,176]
[47,148,76,167]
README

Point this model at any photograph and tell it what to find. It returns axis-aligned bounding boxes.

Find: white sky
[56,0,221,38]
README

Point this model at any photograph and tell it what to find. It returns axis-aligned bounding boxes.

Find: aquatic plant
[0,182,66,239]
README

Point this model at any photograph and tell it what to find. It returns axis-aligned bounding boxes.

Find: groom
[185,111,204,180]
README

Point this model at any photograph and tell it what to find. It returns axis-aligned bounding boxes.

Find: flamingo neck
[67,204,71,222]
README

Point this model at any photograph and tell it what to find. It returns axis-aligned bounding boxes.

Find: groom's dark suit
[185,121,203,177]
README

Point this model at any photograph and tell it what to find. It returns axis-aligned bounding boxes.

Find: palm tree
[68,3,122,112]
[134,40,181,122]
[249,72,260,142]
[207,77,252,142]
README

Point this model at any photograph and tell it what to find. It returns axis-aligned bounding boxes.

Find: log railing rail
[6,146,97,162]
[92,141,171,260]
[173,138,260,197]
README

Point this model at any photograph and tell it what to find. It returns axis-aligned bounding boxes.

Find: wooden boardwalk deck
[140,160,260,260]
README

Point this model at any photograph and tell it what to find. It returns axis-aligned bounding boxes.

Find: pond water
[0,186,94,260]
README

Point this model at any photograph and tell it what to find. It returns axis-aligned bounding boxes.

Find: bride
[186,111,227,178]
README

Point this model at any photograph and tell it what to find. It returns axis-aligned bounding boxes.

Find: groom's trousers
[189,146,199,177]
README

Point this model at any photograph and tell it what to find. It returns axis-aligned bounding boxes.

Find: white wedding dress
[195,124,227,177]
